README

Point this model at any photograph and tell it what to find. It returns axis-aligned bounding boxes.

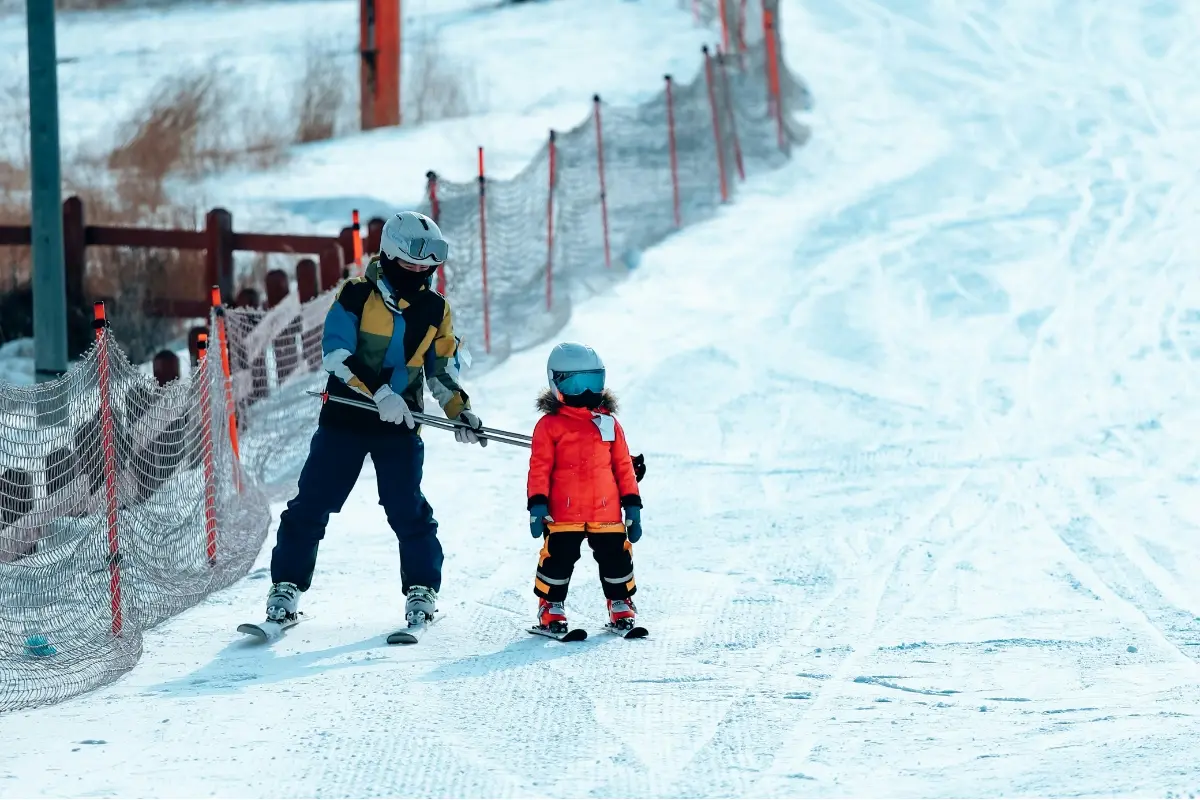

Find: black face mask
[381,257,435,297]
[562,389,604,409]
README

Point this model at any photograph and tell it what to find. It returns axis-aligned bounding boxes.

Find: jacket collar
[366,257,415,314]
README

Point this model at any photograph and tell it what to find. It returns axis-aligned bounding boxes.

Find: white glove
[455,410,486,447]
[374,385,415,429]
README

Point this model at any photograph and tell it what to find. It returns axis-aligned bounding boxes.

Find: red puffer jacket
[527,390,641,533]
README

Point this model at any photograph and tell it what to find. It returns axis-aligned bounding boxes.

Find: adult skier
[261,211,484,629]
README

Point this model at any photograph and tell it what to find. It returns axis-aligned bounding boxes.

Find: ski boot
[535,598,569,635]
[606,597,637,633]
[266,581,301,623]
[405,585,438,626]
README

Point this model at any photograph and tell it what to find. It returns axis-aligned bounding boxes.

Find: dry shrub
[404,27,478,124]
[294,41,345,144]
[106,65,289,211]
[107,70,220,211]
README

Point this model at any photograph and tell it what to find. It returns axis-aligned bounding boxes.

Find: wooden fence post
[62,196,85,301]
[205,209,235,301]
[320,246,343,290]
[266,269,299,384]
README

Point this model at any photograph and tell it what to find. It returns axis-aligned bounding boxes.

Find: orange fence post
[351,209,364,275]
[210,286,241,495]
[478,146,491,354]
[196,332,219,566]
[93,301,123,637]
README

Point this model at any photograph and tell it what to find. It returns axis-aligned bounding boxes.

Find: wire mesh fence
[224,0,811,495]
[0,317,269,712]
[0,0,809,712]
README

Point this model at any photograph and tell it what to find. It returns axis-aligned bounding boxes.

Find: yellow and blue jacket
[320,257,470,432]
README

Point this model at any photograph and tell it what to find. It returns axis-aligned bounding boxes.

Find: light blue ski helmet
[547,342,605,397]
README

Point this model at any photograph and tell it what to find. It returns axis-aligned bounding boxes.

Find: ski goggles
[398,235,448,267]
[551,368,605,396]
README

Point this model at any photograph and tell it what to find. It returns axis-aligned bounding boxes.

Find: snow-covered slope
[3,0,1200,796]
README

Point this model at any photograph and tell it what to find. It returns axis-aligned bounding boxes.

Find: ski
[237,612,309,641]
[527,626,588,642]
[604,622,648,639]
[386,613,441,645]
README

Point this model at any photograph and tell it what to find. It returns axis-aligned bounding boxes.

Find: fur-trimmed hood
[536,388,619,415]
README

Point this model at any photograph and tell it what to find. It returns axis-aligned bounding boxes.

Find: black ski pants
[534,532,636,602]
[271,424,442,593]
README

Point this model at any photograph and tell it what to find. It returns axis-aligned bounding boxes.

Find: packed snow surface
[4,0,1200,796]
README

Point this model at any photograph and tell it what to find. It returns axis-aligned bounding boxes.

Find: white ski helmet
[380,211,448,268]
[547,342,605,397]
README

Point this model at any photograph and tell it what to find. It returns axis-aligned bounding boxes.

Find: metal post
[27,0,68,389]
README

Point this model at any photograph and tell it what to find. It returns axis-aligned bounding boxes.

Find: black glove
[632,453,646,482]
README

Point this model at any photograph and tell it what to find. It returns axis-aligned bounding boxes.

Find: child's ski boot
[528,599,586,641]
[605,597,647,639]
[538,599,569,634]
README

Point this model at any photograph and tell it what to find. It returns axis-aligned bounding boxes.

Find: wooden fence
[0,196,387,318]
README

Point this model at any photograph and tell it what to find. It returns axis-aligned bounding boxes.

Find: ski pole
[306,390,532,448]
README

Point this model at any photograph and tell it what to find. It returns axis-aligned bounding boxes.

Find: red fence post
[665,75,682,228]
[426,171,445,295]
[478,146,491,354]
[763,3,784,150]
[738,0,749,64]
[593,94,612,270]
[692,0,699,23]
[209,287,241,494]
[196,331,219,566]
[719,0,730,54]
[93,302,123,636]
[718,49,745,181]
[703,46,730,204]
[546,129,556,310]
[762,1,777,127]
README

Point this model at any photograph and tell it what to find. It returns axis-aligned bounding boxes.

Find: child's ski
[386,613,441,645]
[604,622,648,639]
[527,626,588,642]
[237,613,310,641]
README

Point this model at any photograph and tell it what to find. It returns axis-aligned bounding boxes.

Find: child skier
[526,342,644,635]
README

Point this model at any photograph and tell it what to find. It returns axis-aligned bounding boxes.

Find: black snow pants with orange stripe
[534,532,636,602]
